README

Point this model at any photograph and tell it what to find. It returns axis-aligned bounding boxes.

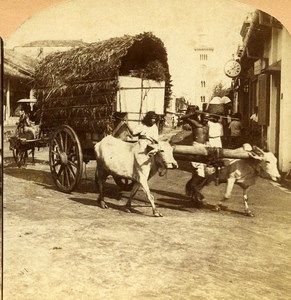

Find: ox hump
[95,136,133,153]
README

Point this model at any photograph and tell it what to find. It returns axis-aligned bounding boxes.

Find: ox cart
[9,134,48,167]
[9,98,49,167]
[34,32,171,193]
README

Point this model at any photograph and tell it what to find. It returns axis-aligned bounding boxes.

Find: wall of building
[265,28,281,155]
[279,28,291,172]
[267,74,279,154]
[270,28,282,63]
[235,11,291,172]
[193,48,216,108]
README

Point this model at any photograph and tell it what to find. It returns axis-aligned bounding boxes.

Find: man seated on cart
[122,111,159,145]
[17,104,39,139]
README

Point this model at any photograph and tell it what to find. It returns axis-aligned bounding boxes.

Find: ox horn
[252,145,265,156]
[243,143,253,151]
[146,144,159,156]
[249,151,263,160]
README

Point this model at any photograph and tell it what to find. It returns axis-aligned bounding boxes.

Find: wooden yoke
[180,109,239,121]
[172,144,250,162]
[195,110,239,121]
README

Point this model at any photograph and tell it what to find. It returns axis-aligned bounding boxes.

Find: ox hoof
[216,200,229,210]
[213,205,221,212]
[99,201,108,209]
[245,211,254,217]
[153,211,163,217]
[191,199,205,208]
[125,207,133,213]
[218,204,229,210]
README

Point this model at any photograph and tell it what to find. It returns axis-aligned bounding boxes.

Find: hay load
[34,32,171,135]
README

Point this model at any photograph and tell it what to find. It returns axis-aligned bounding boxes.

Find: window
[201,81,206,87]
[200,96,206,103]
[199,54,208,61]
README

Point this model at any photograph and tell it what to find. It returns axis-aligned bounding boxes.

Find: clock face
[224,60,241,78]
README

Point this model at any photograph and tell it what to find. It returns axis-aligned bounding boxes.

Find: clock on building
[224,59,241,78]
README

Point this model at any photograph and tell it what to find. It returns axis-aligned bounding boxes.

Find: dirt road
[3,141,291,300]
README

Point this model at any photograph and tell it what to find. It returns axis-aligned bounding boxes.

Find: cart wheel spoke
[53,137,62,151]
[66,138,73,155]
[51,149,60,157]
[68,160,78,169]
[56,165,64,178]
[67,163,77,179]
[52,161,61,168]
[62,167,67,186]
[50,149,60,163]
[64,167,72,187]
[58,132,63,148]
[60,170,65,187]
[56,132,64,151]
[64,132,68,153]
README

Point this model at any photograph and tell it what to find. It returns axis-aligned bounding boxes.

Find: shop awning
[264,60,281,73]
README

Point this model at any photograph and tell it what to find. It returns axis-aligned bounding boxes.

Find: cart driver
[17,104,38,139]
[123,111,159,144]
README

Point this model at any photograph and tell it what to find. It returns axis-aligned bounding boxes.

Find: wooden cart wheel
[113,177,134,191]
[49,125,83,193]
[12,148,27,168]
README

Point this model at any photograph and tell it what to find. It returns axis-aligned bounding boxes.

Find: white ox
[94,136,178,217]
[186,145,281,216]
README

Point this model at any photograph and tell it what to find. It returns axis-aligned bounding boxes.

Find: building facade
[234,10,291,172]
[13,40,87,60]
[192,34,215,109]
[3,49,36,125]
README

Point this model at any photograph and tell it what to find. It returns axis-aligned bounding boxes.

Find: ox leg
[96,166,108,209]
[125,182,140,213]
[243,188,254,217]
[31,147,35,164]
[216,177,236,211]
[140,178,162,217]
[24,151,28,166]
[223,177,236,200]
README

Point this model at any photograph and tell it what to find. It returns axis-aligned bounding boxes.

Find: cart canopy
[34,32,171,134]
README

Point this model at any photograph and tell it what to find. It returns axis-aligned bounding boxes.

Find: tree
[211,81,231,98]
[175,97,188,112]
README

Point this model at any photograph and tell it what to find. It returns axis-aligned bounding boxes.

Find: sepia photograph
[1,0,291,299]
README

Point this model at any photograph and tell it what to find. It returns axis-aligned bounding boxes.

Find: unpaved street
[3,140,291,300]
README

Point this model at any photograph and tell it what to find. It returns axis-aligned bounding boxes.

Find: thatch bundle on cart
[34,32,171,137]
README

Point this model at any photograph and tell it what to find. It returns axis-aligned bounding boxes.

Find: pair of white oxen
[94,136,281,217]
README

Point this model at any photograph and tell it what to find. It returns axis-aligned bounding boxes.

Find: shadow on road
[67,187,248,217]
[152,188,249,217]
[4,167,52,185]
[3,156,49,169]
[68,196,145,215]
[69,197,98,206]
[151,188,189,201]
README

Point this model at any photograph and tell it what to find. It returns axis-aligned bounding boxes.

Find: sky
[5,0,253,102]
